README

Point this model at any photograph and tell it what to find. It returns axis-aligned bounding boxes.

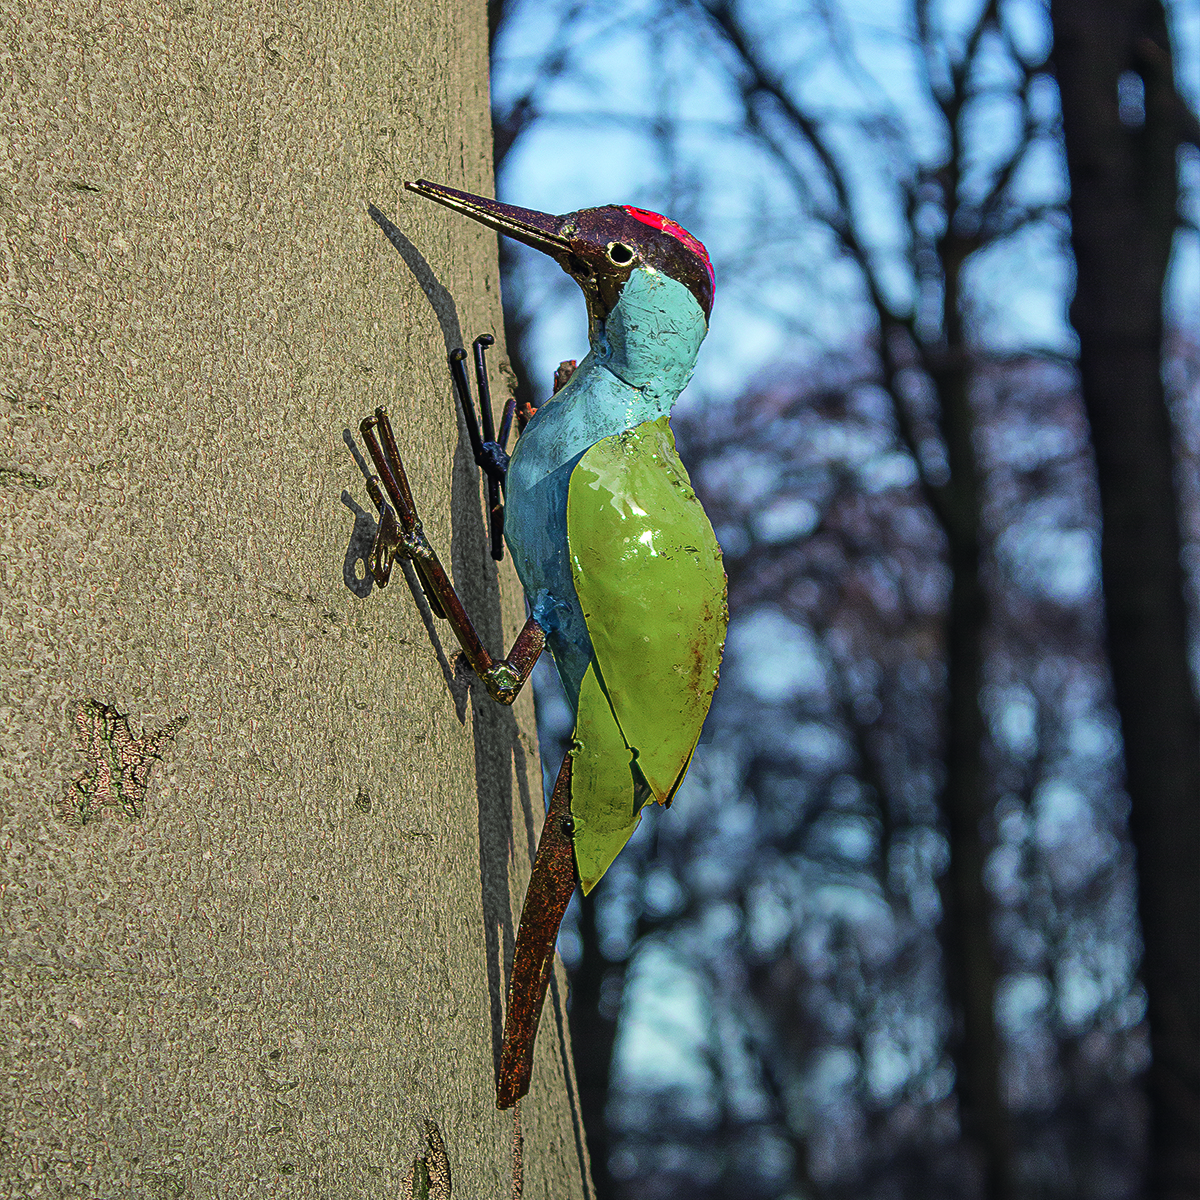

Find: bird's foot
[449,334,514,561]
[357,408,448,617]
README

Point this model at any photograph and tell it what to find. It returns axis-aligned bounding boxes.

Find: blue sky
[489,0,1198,1117]
[492,0,1197,409]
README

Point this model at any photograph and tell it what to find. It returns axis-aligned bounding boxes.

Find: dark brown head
[404,180,714,325]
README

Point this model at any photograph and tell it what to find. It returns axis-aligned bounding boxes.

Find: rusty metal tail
[496,755,578,1109]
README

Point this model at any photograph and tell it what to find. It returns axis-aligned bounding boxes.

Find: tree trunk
[568,888,619,1200]
[0,2,592,1196]
[933,236,1013,1200]
[1049,1,1200,1195]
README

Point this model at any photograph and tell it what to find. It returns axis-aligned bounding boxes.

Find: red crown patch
[622,206,715,291]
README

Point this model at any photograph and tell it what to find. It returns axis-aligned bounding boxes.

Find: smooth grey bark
[0,2,592,1196]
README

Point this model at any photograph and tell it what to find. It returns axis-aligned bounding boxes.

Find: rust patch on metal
[60,700,186,826]
[552,360,577,394]
[496,755,578,1109]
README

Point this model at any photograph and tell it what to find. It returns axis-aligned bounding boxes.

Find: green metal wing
[566,415,727,892]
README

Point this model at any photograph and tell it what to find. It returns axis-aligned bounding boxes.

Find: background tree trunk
[1049,1,1200,1195]
[0,1,592,1195]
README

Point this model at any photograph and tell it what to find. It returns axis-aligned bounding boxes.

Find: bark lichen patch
[60,700,187,826]
[405,1120,452,1200]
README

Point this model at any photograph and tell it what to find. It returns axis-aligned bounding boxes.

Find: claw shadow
[340,202,547,1099]
[339,489,378,600]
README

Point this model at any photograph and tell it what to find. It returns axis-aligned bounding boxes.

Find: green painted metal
[570,662,641,894]
[566,415,727,892]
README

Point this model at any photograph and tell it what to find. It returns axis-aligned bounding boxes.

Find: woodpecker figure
[356,180,727,1109]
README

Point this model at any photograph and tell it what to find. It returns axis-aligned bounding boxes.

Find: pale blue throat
[501,267,709,713]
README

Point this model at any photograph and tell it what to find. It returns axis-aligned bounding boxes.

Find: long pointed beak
[404,180,571,258]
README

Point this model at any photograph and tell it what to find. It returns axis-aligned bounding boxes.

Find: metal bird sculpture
[356,180,727,1109]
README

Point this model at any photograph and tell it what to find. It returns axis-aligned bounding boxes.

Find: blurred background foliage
[480,0,1199,1195]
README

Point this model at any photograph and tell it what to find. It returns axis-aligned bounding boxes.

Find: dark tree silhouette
[1048,1,1200,1193]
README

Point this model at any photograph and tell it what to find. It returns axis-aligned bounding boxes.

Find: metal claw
[497,397,516,453]
[449,349,486,469]
[358,409,446,618]
[448,336,509,562]
[474,334,497,444]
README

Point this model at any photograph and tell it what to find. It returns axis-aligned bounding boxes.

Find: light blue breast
[502,268,708,713]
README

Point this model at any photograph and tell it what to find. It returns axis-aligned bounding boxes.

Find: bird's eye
[606,242,636,265]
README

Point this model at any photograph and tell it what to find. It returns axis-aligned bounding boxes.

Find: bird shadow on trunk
[345,206,586,1141]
